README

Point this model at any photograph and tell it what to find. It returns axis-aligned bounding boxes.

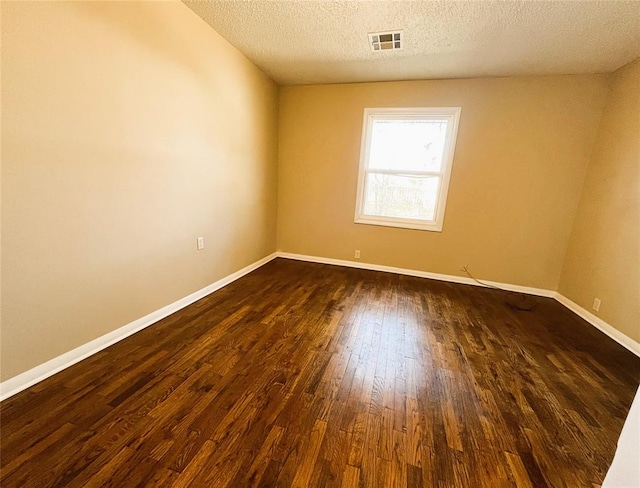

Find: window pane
[369,119,448,172]
[363,173,439,221]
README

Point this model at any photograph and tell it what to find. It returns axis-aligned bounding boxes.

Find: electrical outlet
[592,298,601,312]
[354,250,361,259]
[197,236,204,250]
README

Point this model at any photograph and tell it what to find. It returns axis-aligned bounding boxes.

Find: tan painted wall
[1,1,279,380]
[277,76,609,290]
[559,59,640,344]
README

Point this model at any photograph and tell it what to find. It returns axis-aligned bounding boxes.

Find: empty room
[1,1,639,486]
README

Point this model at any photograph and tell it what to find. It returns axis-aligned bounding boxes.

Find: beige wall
[277,76,609,290]
[559,59,640,344]
[1,1,635,383]
[1,1,279,380]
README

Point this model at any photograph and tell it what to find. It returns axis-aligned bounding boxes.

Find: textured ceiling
[184,0,640,85]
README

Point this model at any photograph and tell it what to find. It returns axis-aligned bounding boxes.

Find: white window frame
[354,107,461,232]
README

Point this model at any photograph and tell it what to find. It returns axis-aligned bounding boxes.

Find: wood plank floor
[1,258,639,487]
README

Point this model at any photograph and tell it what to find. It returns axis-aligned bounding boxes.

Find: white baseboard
[3,251,637,401]
[276,252,556,298]
[0,252,278,402]
[554,293,640,358]
[277,252,640,358]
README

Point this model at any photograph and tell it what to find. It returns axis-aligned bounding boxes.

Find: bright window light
[355,107,461,232]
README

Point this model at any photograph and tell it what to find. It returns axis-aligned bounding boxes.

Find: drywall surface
[1,1,279,380]
[277,75,609,290]
[559,58,640,344]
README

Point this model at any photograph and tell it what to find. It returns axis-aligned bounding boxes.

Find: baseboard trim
[0,252,278,402]
[554,293,640,358]
[4,252,637,401]
[276,252,640,358]
[275,252,556,298]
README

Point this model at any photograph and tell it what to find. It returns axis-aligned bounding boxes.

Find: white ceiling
[184,0,640,86]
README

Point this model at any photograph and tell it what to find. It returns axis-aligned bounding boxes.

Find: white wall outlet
[354,250,361,259]
[592,298,601,312]
[197,236,204,250]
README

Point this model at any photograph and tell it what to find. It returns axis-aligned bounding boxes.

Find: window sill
[354,216,443,232]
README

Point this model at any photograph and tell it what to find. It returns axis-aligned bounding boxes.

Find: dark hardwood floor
[1,258,639,487]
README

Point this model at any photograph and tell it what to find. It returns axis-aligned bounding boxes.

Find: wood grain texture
[1,258,639,487]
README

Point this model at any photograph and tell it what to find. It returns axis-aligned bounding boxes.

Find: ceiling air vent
[369,31,403,52]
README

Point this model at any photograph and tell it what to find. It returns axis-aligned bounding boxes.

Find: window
[354,107,461,232]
